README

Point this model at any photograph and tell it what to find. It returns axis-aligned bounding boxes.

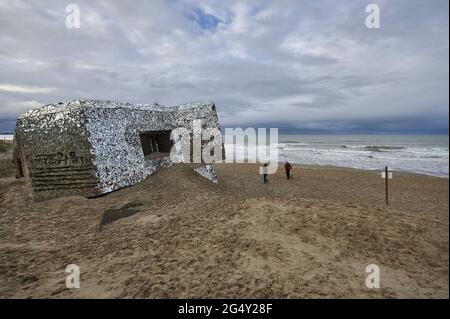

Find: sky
[0,0,448,134]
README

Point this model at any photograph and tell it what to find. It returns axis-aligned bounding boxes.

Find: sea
[2,134,448,178]
[0,135,13,140]
[226,135,449,178]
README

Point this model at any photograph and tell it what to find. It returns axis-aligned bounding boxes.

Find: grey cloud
[0,0,448,134]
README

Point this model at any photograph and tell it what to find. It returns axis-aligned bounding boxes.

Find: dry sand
[0,150,448,298]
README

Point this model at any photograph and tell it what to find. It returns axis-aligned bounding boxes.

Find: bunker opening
[139,130,172,160]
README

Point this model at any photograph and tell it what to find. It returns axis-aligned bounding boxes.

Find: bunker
[13,100,223,201]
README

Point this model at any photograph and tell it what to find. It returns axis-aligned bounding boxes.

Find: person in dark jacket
[284,161,292,179]
[262,163,269,183]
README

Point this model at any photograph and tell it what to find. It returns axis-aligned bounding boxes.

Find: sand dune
[0,155,448,298]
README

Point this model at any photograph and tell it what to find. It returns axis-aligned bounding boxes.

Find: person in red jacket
[284,161,292,179]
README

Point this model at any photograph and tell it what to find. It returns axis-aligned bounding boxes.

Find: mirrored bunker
[13,100,223,201]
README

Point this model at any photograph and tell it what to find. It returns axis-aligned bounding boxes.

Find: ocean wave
[364,145,405,152]
[284,143,308,148]
[225,136,448,177]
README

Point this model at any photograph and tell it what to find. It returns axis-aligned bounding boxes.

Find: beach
[0,148,448,298]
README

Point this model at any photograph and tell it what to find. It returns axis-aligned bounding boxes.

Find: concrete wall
[84,102,221,194]
[14,105,97,201]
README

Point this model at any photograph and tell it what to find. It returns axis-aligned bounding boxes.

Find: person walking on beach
[262,163,269,184]
[284,161,292,179]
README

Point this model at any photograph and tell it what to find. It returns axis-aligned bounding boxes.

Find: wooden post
[385,166,389,205]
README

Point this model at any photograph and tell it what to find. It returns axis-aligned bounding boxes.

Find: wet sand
[0,152,448,298]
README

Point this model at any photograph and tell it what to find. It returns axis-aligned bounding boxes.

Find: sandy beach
[0,146,448,298]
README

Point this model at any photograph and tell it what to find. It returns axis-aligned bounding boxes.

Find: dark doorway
[139,130,172,159]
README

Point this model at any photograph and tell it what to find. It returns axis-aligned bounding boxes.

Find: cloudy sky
[0,0,448,133]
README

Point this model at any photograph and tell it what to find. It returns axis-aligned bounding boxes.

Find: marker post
[381,166,393,205]
[385,166,389,205]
